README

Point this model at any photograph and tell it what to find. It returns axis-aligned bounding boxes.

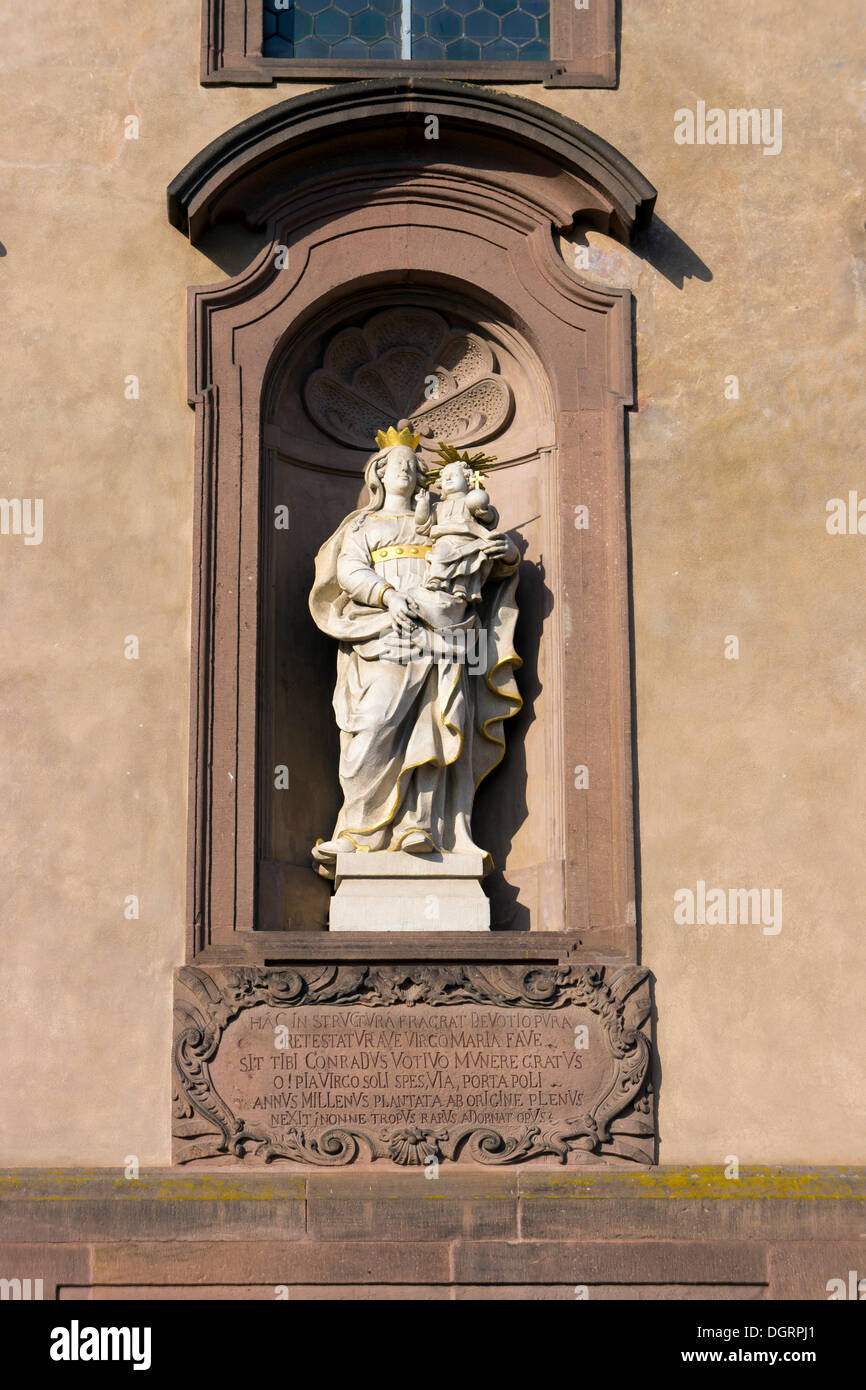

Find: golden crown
[375,423,421,450]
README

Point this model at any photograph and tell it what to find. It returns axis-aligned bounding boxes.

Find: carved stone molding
[304,307,513,449]
[168,80,656,246]
[173,964,654,1167]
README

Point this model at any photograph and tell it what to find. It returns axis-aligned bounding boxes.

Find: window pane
[263,0,402,59]
[263,0,550,60]
[416,0,549,59]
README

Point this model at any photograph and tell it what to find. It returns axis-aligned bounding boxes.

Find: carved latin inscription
[172,965,653,1167]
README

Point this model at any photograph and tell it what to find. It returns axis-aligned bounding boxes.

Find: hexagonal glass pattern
[262,0,549,60]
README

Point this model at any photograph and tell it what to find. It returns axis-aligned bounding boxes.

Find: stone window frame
[202,0,616,86]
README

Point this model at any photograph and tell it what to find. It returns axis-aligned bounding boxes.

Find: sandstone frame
[202,0,617,87]
[167,79,656,963]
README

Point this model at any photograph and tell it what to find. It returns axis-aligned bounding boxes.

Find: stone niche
[260,293,568,935]
[168,79,658,1168]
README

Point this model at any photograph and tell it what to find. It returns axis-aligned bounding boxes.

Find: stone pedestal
[329,851,490,932]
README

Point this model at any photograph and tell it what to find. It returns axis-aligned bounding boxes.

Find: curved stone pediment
[168,78,656,247]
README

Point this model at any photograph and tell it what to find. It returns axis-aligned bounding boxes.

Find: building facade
[1,0,864,1300]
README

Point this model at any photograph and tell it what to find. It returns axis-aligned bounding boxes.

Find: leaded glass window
[263,0,550,63]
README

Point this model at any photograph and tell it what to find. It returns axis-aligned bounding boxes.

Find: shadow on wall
[631,216,713,289]
[571,216,712,291]
[193,221,268,277]
[475,537,554,932]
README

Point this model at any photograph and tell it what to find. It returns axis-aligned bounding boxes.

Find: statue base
[329,851,490,932]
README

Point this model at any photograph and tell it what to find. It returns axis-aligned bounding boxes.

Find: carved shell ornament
[304,308,513,450]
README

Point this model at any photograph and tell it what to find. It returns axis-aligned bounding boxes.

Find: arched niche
[258,286,556,934]
[168,79,656,961]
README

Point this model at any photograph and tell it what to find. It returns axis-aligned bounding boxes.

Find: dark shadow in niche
[473,532,553,931]
[194,219,268,277]
[614,0,622,88]
[648,970,661,1164]
[623,358,642,964]
[630,216,713,289]
[0,241,7,257]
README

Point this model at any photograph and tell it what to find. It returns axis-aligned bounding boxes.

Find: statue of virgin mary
[308,424,522,878]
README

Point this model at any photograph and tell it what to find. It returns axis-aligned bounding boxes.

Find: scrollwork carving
[172,963,653,1167]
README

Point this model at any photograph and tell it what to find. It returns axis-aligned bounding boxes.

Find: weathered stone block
[92,1240,451,1286]
[452,1239,768,1285]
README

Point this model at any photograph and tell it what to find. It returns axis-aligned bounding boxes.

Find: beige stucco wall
[0,0,863,1164]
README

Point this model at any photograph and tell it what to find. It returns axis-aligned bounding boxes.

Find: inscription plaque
[173,964,653,1167]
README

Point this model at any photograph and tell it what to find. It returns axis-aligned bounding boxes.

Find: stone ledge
[1,1168,862,1299]
[3,1166,863,1201]
[515,1167,866,1200]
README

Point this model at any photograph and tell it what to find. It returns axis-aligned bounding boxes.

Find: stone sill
[193,928,629,965]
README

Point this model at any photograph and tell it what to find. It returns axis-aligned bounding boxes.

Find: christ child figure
[423,459,501,604]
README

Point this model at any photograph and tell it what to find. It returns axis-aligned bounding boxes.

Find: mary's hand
[383,588,419,636]
[483,532,518,564]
